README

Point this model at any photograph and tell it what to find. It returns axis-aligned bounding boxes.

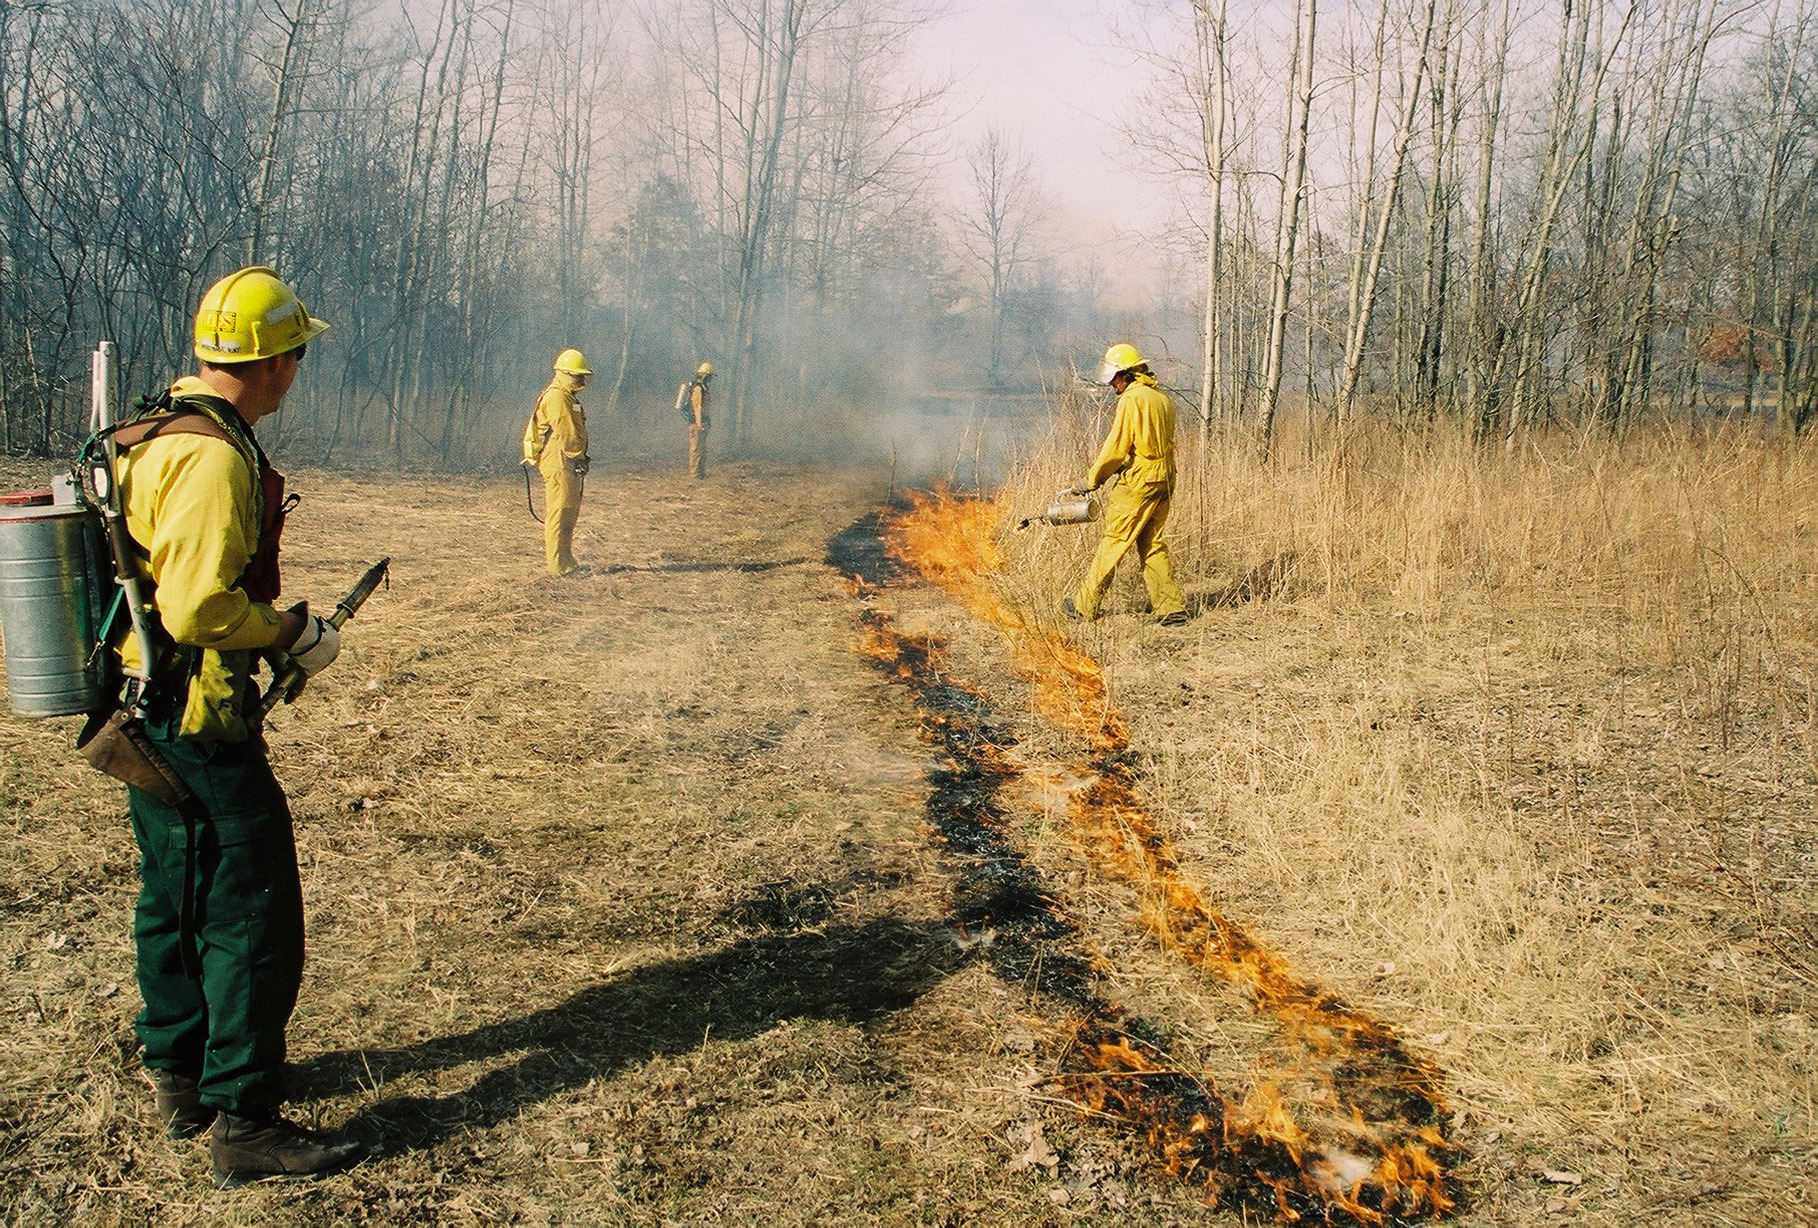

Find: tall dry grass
[999,401,1817,765]
[1003,396,1816,661]
[983,404,1818,1223]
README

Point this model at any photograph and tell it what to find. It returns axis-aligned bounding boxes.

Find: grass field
[0,412,1813,1225]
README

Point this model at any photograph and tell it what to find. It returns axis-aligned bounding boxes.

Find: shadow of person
[294,916,969,1155]
[1196,551,1297,612]
[595,556,812,575]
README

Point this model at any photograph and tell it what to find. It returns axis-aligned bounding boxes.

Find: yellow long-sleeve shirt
[115,379,285,739]
[1085,374,1176,491]
[523,379,588,467]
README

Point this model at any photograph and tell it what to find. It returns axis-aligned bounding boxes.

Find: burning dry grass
[972,410,1818,1224]
[873,489,1456,1221]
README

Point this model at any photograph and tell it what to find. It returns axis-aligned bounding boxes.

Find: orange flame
[876,488,1458,1222]
[883,489,1127,748]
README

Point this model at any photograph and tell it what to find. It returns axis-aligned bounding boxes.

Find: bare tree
[1335,0,1440,422]
[1257,0,1317,455]
[1191,0,1231,436]
[955,126,1045,388]
[247,0,330,265]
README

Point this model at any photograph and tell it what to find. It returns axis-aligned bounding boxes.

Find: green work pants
[1073,479,1185,620]
[128,708,303,1116]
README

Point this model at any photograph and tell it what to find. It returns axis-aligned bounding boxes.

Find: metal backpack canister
[0,343,197,806]
[0,342,141,720]
[0,484,113,716]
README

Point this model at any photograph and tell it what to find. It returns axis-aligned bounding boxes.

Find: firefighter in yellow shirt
[110,266,363,1186]
[679,360,713,479]
[1063,343,1189,626]
[522,349,592,576]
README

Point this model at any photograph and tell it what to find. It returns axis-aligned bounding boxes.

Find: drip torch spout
[1017,488,1098,531]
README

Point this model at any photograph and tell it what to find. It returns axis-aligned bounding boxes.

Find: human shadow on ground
[294,916,970,1154]
[1194,551,1296,611]
[593,556,812,575]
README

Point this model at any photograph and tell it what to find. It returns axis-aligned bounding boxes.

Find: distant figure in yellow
[1062,343,1188,626]
[676,361,713,479]
[522,349,592,577]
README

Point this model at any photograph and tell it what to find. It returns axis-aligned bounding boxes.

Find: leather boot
[145,1069,214,1140]
[209,1111,365,1188]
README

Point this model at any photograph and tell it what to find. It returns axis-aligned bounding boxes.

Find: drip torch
[1016,488,1099,531]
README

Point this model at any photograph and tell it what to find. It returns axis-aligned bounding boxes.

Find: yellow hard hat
[1098,342,1145,384]
[194,266,329,363]
[555,348,592,375]
[696,361,714,378]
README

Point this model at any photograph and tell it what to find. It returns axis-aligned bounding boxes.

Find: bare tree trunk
[1258,0,1317,457]
[1749,2,1806,426]
[1192,0,1230,439]
[1412,4,1459,428]
[1337,0,1439,421]
[1494,0,1638,448]
[248,0,326,264]
[729,0,808,446]
[1464,0,1511,442]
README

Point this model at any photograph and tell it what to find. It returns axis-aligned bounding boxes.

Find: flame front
[872,488,1458,1222]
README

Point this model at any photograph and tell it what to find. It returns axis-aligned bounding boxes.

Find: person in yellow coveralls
[109,266,364,1187]
[1062,342,1189,626]
[679,360,713,479]
[522,349,592,576]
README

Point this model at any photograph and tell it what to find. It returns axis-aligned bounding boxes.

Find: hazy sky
[912,0,1173,249]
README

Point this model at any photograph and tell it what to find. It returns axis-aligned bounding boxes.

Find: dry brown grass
[1,410,1814,1226]
[987,410,1818,1224]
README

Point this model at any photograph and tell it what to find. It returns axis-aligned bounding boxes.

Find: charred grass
[1,412,1815,1226]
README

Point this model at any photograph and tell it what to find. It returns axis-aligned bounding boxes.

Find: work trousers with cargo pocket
[688,422,708,479]
[540,457,584,575]
[1073,477,1186,620]
[128,702,304,1117]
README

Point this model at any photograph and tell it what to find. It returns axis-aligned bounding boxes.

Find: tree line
[4,0,1816,468]
[1136,0,1818,448]
[0,0,1054,466]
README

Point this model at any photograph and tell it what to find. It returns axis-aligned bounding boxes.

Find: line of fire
[829,491,1458,1225]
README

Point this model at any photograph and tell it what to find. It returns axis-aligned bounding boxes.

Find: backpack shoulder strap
[112,410,233,451]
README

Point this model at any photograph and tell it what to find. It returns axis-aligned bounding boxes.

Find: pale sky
[911,0,1174,249]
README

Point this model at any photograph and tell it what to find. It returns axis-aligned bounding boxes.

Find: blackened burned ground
[828,511,1420,1223]
[828,510,1096,1001]
[852,605,1098,1002]
[825,510,907,588]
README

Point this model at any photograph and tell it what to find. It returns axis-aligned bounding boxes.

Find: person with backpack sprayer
[677,360,713,479]
[1062,342,1189,627]
[103,266,365,1186]
[523,349,592,576]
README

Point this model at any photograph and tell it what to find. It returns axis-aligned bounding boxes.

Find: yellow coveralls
[686,379,710,479]
[523,373,589,576]
[1073,373,1186,620]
